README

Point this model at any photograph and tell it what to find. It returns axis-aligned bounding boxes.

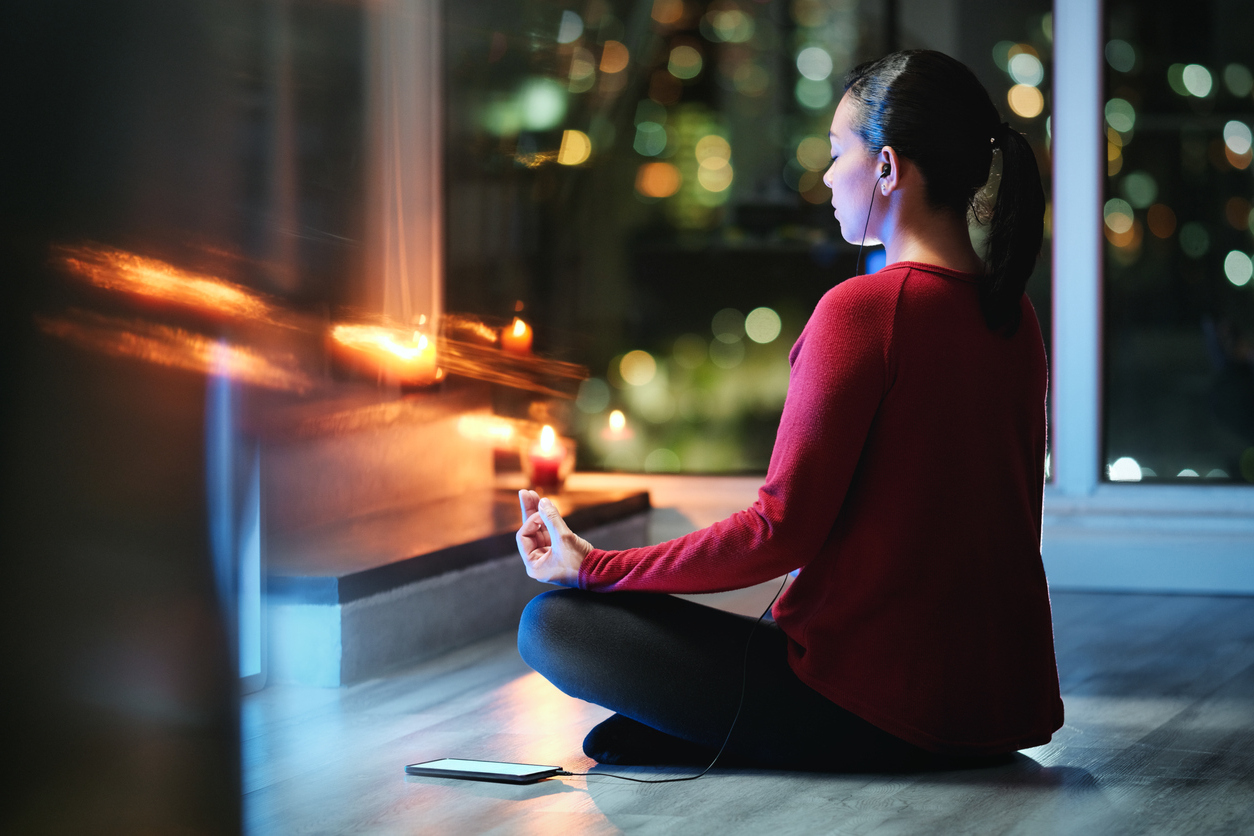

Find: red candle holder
[522,425,575,492]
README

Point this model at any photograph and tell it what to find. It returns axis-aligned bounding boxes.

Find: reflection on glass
[1104,0,1254,483]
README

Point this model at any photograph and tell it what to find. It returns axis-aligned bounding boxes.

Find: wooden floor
[243,589,1254,835]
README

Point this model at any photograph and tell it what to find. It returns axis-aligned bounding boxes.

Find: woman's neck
[880,199,985,275]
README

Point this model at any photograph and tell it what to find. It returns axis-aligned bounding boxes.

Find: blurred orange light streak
[456,413,521,445]
[54,243,295,328]
[38,310,314,392]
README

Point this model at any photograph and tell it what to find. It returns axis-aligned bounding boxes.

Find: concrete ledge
[268,512,649,686]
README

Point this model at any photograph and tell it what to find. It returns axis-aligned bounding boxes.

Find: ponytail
[981,122,1045,335]
[845,51,1047,336]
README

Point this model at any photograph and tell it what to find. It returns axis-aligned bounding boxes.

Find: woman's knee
[517,588,589,674]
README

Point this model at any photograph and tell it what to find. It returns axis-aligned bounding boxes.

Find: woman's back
[775,261,1059,754]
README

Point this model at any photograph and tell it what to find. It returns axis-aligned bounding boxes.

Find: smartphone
[404,758,565,784]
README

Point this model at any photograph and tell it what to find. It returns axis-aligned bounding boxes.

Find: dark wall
[1,3,244,832]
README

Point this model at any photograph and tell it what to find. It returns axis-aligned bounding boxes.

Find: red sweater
[580,262,1064,755]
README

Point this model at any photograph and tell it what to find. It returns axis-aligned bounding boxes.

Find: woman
[514,50,1063,771]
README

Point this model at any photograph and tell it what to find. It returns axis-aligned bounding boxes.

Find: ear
[877,146,903,196]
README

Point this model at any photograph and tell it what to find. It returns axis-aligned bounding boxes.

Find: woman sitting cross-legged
[514,49,1064,772]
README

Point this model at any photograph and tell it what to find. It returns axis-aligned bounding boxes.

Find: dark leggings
[518,589,957,772]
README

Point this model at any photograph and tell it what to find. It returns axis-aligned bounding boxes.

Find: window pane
[445,1,1053,473]
[1103,1,1254,484]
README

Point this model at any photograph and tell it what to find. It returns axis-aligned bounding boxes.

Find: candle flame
[512,318,528,338]
[332,324,434,363]
[540,424,557,453]
[609,410,626,432]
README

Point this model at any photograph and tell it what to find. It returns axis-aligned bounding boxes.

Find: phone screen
[404,758,564,784]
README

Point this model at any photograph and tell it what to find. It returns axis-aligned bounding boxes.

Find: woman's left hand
[515,489,592,587]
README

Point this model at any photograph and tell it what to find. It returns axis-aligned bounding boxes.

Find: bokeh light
[1179,222,1210,258]
[669,45,703,80]
[519,78,568,130]
[1167,64,1189,96]
[619,350,657,386]
[1182,64,1213,97]
[745,307,782,343]
[576,377,610,413]
[1147,204,1177,238]
[651,0,683,25]
[796,46,833,81]
[696,134,731,165]
[556,129,591,165]
[1225,63,1254,97]
[992,41,1015,71]
[600,40,629,74]
[708,8,754,42]
[634,122,667,156]
[795,78,833,110]
[635,162,681,198]
[1105,39,1136,73]
[1223,121,1252,156]
[1104,198,1134,233]
[712,307,745,342]
[796,137,832,171]
[697,162,733,192]
[1008,53,1044,87]
[1008,85,1044,118]
[1225,251,1253,287]
[1121,171,1157,208]
[1105,98,1136,133]
[568,47,596,93]
[557,10,583,44]
[1108,456,1143,481]
[709,338,744,369]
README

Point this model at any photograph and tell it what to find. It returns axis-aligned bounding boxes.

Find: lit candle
[330,324,439,386]
[527,424,567,490]
[601,409,633,440]
[500,317,533,354]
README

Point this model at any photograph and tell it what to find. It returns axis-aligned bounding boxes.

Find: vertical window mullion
[1051,0,1104,496]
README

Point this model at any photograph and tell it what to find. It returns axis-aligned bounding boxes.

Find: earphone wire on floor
[556,573,791,784]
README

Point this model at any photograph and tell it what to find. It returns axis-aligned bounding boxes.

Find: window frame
[1046,0,1254,593]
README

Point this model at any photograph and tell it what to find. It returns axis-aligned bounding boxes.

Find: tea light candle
[330,324,439,386]
[528,425,566,490]
[500,317,533,354]
[601,409,633,440]
[396,331,437,385]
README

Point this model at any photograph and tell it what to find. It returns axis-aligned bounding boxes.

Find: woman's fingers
[518,489,541,524]
[536,497,571,541]
[516,510,551,566]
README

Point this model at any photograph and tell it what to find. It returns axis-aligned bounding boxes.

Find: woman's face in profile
[823,94,882,246]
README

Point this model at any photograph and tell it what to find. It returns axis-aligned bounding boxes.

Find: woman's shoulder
[816,266,913,317]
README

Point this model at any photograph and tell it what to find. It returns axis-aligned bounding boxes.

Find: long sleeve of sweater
[578,275,900,593]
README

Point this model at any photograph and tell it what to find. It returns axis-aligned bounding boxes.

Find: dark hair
[843,50,1045,335]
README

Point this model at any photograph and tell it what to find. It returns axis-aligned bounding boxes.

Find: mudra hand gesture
[516,489,592,587]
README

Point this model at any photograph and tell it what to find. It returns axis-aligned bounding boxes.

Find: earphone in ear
[857,161,891,276]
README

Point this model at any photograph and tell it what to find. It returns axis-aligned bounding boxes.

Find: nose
[822,164,834,189]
